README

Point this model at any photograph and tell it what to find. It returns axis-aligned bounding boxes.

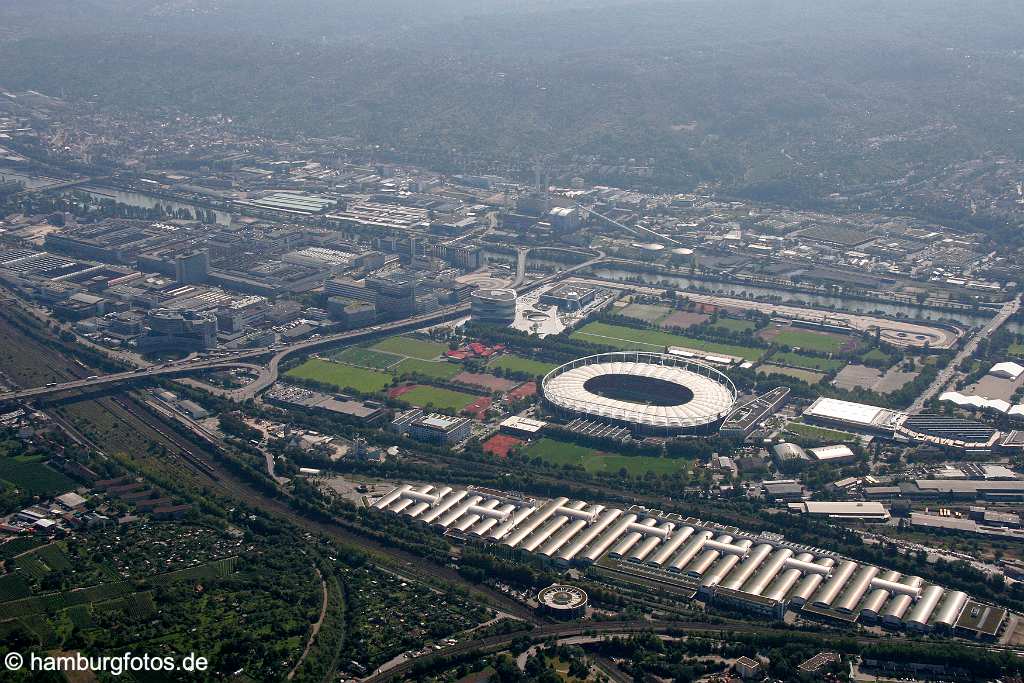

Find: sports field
[393,357,461,380]
[397,385,478,412]
[488,355,558,377]
[572,321,764,361]
[525,438,686,476]
[285,358,393,393]
[330,346,402,369]
[708,318,757,333]
[769,329,847,354]
[371,336,448,360]
[769,351,844,372]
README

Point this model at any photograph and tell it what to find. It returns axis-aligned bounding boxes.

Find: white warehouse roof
[990,362,1024,381]
[804,397,891,427]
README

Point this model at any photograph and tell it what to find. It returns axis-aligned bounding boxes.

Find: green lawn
[572,321,764,360]
[784,421,859,443]
[771,329,847,354]
[398,386,478,412]
[620,303,671,323]
[489,355,558,377]
[758,366,825,384]
[708,318,757,333]
[1008,343,1024,358]
[525,438,686,476]
[285,358,393,393]
[0,458,76,497]
[769,351,845,371]
[372,336,448,360]
[330,346,402,369]
[393,358,461,380]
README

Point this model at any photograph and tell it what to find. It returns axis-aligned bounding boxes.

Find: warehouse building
[789,501,890,523]
[372,483,982,632]
[803,397,902,436]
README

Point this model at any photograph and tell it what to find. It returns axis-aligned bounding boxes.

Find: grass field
[708,318,757,333]
[372,336,448,360]
[393,357,461,380]
[488,355,558,377]
[620,303,671,323]
[1008,343,1024,357]
[785,421,859,443]
[759,366,825,384]
[286,358,393,393]
[525,438,686,476]
[398,385,478,412]
[330,346,402,369]
[770,329,847,353]
[769,351,845,371]
[572,321,764,360]
[0,458,75,497]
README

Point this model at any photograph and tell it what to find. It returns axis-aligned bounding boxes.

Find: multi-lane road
[908,293,1021,413]
[0,253,609,405]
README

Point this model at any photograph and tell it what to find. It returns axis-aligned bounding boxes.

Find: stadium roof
[542,352,735,432]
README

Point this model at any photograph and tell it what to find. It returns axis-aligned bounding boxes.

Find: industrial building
[542,352,737,435]
[802,397,902,435]
[263,384,386,425]
[372,483,987,632]
[470,288,517,325]
[788,501,890,523]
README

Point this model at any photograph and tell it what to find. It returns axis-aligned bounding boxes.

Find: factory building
[372,483,989,632]
[788,501,890,523]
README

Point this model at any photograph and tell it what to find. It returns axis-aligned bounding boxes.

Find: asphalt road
[908,294,1021,413]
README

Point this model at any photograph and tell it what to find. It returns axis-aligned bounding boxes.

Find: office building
[139,309,218,353]
[408,413,472,446]
[174,250,209,284]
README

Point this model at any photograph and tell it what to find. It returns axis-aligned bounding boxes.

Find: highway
[908,293,1021,413]
[0,249,607,405]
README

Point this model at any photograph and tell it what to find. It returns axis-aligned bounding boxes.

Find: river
[79,186,233,225]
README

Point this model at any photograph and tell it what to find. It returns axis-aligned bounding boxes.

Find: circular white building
[471,288,517,324]
[537,584,588,619]
[542,352,737,435]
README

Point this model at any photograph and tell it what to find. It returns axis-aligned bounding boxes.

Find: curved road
[1,251,606,405]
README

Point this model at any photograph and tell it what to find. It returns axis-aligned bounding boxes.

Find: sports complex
[541,352,737,435]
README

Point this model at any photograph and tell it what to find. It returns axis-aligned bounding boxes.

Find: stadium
[541,351,737,435]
